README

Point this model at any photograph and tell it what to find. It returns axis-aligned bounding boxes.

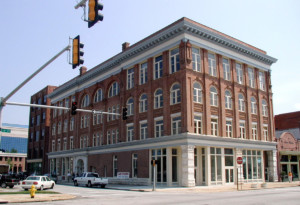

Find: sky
[0,0,299,126]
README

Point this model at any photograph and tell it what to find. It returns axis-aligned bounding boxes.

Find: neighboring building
[0,123,28,173]
[27,85,57,175]
[1,123,28,153]
[48,17,278,186]
[275,111,300,181]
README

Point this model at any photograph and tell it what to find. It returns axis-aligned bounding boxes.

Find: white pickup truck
[73,172,108,188]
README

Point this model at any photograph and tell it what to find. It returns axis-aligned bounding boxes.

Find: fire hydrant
[29,185,37,198]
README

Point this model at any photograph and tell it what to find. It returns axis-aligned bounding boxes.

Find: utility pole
[0,45,71,149]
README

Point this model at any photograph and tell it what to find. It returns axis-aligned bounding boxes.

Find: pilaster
[180,145,195,187]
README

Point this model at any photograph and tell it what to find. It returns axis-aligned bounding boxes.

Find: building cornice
[49,17,277,99]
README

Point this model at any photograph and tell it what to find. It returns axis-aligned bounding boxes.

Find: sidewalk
[0,181,299,203]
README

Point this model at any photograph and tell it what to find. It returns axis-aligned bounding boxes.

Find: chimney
[80,66,87,76]
[122,42,130,52]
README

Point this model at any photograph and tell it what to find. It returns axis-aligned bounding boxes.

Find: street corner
[0,193,76,203]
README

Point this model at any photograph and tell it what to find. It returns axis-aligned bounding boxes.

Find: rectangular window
[107,131,111,145]
[140,122,148,140]
[140,62,148,85]
[263,126,268,141]
[242,150,262,181]
[70,117,74,131]
[211,118,218,136]
[155,119,164,137]
[113,155,118,177]
[223,58,231,81]
[127,68,134,89]
[127,125,134,142]
[248,67,255,88]
[170,48,180,73]
[154,55,163,79]
[208,53,217,76]
[192,47,201,72]
[132,154,138,178]
[226,120,232,138]
[240,121,246,139]
[52,140,55,152]
[252,124,257,140]
[236,63,243,84]
[70,137,74,150]
[172,116,181,135]
[210,147,222,184]
[194,115,202,134]
[259,71,266,91]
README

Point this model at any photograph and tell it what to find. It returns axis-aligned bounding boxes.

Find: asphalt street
[8,184,300,205]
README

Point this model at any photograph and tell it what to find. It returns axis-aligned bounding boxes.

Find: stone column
[181,145,195,187]
[268,150,278,182]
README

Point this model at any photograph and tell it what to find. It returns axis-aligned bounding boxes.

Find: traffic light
[88,0,103,28]
[122,107,128,120]
[71,102,77,115]
[72,35,84,69]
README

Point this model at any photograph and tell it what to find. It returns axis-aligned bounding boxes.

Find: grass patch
[0,190,59,195]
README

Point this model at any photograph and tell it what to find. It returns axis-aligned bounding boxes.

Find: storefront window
[280,155,289,162]
[242,150,263,181]
[210,147,222,184]
[290,156,297,162]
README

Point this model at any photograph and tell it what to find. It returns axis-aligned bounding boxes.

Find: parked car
[43,173,58,183]
[0,174,20,188]
[16,172,29,180]
[21,176,55,191]
[73,172,108,188]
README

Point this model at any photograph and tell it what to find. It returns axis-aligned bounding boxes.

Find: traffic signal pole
[0,45,71,149]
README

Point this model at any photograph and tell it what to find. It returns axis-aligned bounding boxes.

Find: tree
[10,148,18,153]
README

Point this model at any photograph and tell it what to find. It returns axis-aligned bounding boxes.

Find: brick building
[27,85,57,175]
[48,17,278,186]
[275,111,300,181]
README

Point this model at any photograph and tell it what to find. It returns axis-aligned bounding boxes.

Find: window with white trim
[139,94,148,113]
[65,98,69,113]
[263,125,268,141]
[211,118,218,136]
[154,88,163,109]
[108,82,120,98]
[252,123,257,140]
[107,131,111,145]
[127,125,134,142]
[63,119,68,133]
[127,68,134,89]
[140,62,148,85]
[132,154,138,178]
[170,48,180,73]
[155,119,164,138]
[170,83,181,105]
[127,98,134,116]
[251,97,257,114]
[70,117,74,131]
[52,124,56,136]
[248,67,255,88]
[193,82,202,103]
[259,71,266,91]
[238,94,245,112]
[113,155,118,177]
[192,47,201,72]
[262,100,268,116]
[94,89,103,102]
[70,136,74,150]
[210,86,218,106]
[225,90,232,109]
[81,94,90,107]
[172,116,181,135]
[226,120,232,138]
[236,63,243,84]
[58,121,62,134]
[140,122,148,140]
[154,55,163,79]
[208,53,217,76]
[52,140,55,152]
[194,115,202,134]
[223,58,231,81]
[239,121,246,139]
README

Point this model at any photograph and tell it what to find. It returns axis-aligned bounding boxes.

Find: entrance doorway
[225,168,234,183]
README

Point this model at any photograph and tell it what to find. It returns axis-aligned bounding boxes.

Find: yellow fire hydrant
[29,185,37,198]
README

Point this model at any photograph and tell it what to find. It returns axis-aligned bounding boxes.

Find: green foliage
[10,148,18,153]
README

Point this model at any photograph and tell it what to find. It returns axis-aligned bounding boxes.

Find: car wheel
[101,184,106,188]
[24,188,28,191]
[1,183,7,188]
[50,183,54,189]
[9,185,14,188]
[74,181,78,186]
[40,185,44,191]
[88,181,92,187]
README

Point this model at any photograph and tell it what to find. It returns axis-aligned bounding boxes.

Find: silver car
[21,176,55,190]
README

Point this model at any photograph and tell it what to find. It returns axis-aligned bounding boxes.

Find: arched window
[81,94,90,108]
[238,94,245,112]
[210,86,218,106]
[262,100,268,116]
[251,97,257,114]
[154,88,163,109]
[193,82,202,103]
[108,82,120,98]
[225,90,232,109]
[127,98,134,116]
[94,89,103,103]
[139,94,148,113]
[170,83,181,105]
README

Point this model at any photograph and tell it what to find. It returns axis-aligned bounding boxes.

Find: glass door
[225,168,234,183]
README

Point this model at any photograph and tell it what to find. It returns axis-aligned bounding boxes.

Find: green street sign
[1,128,11,133]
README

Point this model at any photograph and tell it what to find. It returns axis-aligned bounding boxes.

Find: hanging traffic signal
[71,102,77,115]
[72,35,84,69]
[88,0,103,28]
[122,107,128,120]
